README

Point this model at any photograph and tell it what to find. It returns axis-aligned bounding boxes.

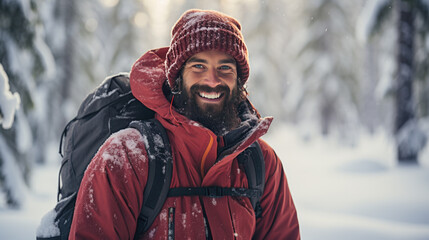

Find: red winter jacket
[69,47,300,239]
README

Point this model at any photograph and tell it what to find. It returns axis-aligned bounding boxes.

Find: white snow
[0,135,29,207]
[159,210,167,222]
[264,124,429,240]
[148,227,156,238]
[1,124,429,239]
[181,213,187,229]
[35,208,59,238]
[153,134,164,148]
[87,88,121,107]
[0,64,21,129]
[0,164,58,239]
[356,0,391,44]
[181,11,208,31]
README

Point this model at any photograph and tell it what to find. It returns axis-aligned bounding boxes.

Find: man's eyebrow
[186,57,207,64]
[219,58,236,65]
[185,57,236,65]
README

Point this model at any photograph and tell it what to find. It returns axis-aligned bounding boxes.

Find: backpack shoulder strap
[129,119,173,237]
[237,141,265,218]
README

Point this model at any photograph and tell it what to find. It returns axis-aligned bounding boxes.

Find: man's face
[182,50,238,114]
[178,50,241,134]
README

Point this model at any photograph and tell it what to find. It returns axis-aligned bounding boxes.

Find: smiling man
[178,50,243,135]
[70,9,300,239]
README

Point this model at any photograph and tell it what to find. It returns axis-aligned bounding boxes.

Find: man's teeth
[199,92,221,99]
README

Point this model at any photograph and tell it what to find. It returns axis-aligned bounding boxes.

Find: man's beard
[174,83,242,135]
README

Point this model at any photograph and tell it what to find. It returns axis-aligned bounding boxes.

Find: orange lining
[169,95,179,124]
[200,134,214,178]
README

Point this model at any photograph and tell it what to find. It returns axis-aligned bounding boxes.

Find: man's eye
[192,64,204,69]
[219,65,232,70]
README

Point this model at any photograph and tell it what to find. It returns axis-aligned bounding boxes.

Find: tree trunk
[57,0,75,99]
[395,0,417,163]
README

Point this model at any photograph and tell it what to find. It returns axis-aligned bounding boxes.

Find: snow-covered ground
[266,125,429,240]
[1,124,429,239]
[0,163,58,239]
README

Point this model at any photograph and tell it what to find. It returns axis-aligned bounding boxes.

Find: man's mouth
[197,91,223,100]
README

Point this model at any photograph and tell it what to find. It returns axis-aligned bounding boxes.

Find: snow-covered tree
[0,0,152,208]
[238,0,290,120]
[57,0,150,109]
[0,0,54,207]
[282,0,364,138]
[0,65,27,208]
[360,0,429,163]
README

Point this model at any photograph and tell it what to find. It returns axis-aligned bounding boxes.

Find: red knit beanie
[165,9,249,90]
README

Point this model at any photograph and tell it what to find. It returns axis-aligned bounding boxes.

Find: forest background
[1,0,429,239]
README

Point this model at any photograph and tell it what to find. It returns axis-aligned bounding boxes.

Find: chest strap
[168,186,262,198]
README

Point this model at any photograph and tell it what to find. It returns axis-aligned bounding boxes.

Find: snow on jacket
[69,47,300,239]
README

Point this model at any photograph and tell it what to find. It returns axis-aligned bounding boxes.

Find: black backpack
[36,73,265,240]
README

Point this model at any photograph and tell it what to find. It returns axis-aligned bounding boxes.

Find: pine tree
[364,0,429,163]
[0,0,52,207]
[283,0,363,137]
[241,0,289,120]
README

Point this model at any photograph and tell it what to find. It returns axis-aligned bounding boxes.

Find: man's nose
[204,68,221,87]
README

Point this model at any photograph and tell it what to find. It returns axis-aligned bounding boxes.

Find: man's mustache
[190,84,230,95]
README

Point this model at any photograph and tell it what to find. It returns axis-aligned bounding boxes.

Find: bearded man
[70,9,300,239]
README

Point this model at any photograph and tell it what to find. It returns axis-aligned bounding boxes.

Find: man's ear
[171,76,182,95]
[237,77,248,98]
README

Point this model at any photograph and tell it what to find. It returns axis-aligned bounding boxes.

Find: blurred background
[1,0,429,239]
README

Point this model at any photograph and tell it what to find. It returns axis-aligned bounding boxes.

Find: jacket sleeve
[69,128,148,240]
[253,139,300,240]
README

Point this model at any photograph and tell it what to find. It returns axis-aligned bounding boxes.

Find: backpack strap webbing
[237,141,265,218]
[129,119,173,238]
[168,186,262,198]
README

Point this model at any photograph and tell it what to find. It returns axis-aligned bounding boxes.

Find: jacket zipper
[168,207,175,240]
[202,209,213,240]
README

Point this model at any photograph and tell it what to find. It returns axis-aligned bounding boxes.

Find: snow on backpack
[36,73,265,240]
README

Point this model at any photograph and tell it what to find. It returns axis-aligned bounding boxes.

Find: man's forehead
[186,51,236,64]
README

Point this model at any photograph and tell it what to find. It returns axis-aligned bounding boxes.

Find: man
[70,9,300,239]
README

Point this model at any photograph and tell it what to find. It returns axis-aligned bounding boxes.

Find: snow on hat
[165,9,249,90]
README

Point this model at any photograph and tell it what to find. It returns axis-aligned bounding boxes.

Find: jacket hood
[130,47,172,120]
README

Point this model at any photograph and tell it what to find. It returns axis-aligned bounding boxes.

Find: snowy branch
[0,64,21,129]
[356,0,392,44]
